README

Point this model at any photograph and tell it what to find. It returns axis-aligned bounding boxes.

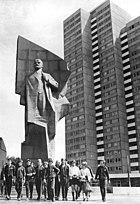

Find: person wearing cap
[95,160,110,202]
[44,158,60,202]
[25,159,36,200]
[80,161,92,201]
[59,158,69,201]
[42,161,48,201]
[69,160,80,201]
[15,159,26,201]
[35,159,44,201]
[3,158,15,200]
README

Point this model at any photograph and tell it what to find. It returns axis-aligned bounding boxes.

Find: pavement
[0,193,140,204]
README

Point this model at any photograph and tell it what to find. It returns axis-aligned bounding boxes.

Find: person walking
[25,159,36,200]
[3,158,15,200]
[35,159,44,200]
[42,161,48,201]
[15,159,26,201]
[59,158,69,201]
[95,160,110,202]
[45,158,60,202]
[55,160,60,200]
[80,161,92,201]
[69,160,80,201]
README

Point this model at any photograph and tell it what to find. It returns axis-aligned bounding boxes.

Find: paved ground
[0,194,140,204]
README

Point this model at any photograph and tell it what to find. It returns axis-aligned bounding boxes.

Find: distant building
[64,0,140,186]
[0,138,7,173]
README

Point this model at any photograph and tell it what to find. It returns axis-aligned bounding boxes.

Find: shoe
[62,198,65,201]
[44,198,47,201]
[52,198,55,202]
[83,198,85,201]
[26,197,29,201]
[18,198,21,201]
[65,198,68,201]
[37,197,40,201]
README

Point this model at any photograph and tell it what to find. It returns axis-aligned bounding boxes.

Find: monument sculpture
[15,36,71,162]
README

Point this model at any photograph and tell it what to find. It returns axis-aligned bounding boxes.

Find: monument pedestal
[21,124,48,163]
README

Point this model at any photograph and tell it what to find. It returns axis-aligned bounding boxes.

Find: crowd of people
[0,158,110,202]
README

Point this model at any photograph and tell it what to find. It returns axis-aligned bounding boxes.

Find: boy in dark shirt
[15,159,26,201]
[25,159,36,200]
[95,160,110,202]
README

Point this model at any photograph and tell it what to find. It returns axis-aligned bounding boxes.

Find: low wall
[113,187,140,195]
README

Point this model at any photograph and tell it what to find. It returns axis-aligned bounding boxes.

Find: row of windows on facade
[64,36,82,51]
[67,107,84,117]
[66,114,85,123]
[66,144,86,151]
[68,80,83,90]
[97,133,120,142]
[67,60,83,72]
[92,15,111,30]
[64,47,82,59]
[93,53,114,65]
[97,141,120,149]
[66,129,85,137]
[64,42,82,55]
[64,17,81,33]
[92,10,110,25]
[66,136,86,145]
[67,87,83,98]
[127,21,140,31]
[68,72,83,84]
[91,4,110,18]
[64,12,80,28]
[67,151,86,159]
[93,22,112,35]
[66,121,85,131]
[64,24,81,40]
[68,93,84,103]
[64,30,81,45]
[70,101,84,109]
[100,149,138,157]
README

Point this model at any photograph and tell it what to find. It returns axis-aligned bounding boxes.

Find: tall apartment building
[120,17,140,175]
[63,0,140,186]
[63,9,97,171]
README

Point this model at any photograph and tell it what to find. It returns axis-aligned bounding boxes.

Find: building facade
[64,0,140,186]
[64,9,97,172]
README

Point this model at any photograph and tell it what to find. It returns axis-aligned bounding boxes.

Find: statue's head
[34,58,43,70]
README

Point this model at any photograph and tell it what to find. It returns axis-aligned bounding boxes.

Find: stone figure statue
[15,36,70,162]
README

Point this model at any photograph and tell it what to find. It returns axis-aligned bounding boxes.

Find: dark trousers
[35,178,42,199]
[61,178,69,199]
[43,182,47,199]
[15,179,23,198]
[55,176,60,199]
[5,177,12,196]
[47,177,55,200]
[99,179,106,200]
[25,178,34,198]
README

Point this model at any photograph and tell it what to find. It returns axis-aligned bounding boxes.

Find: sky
[0,0,140,161]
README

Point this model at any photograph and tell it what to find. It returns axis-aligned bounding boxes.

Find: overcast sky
[0,0,140,160]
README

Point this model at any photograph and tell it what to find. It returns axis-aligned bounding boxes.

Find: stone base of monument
[21,123,53,164]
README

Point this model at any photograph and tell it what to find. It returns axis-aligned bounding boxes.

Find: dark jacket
[95,165,109,180]
[25,165,36,180]
[15,166,26,180]
[4,164,15,179]
[59,164,69,180]
[35,165,44,180]
[44,165,59,179]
